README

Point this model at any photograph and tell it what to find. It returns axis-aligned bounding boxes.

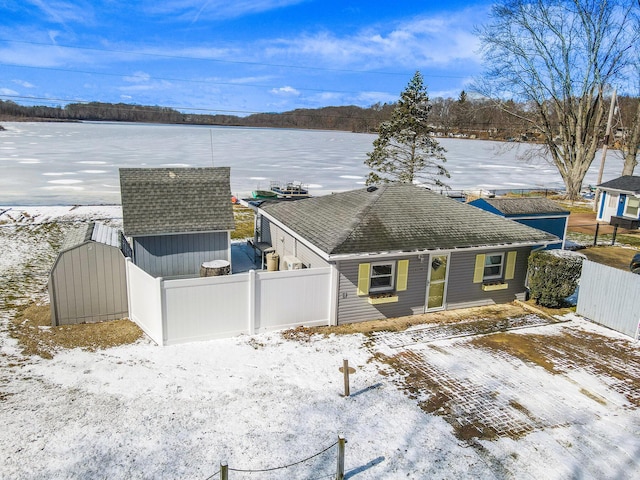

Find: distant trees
[365,71,449,187]
[476,0,640,200]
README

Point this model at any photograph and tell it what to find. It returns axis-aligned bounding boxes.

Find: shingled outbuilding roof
[119,167,235,236]
[598,175,640,194]
[260,183,557,256]
[471,197,569,216]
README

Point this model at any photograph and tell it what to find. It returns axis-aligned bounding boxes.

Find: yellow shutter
[473,254,485,283]
[396,260,409,291]
[357,263,370,296]
[505,251,517,280]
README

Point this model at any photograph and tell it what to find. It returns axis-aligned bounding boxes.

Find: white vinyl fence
[126,259,333,345]
[576,260,640,340]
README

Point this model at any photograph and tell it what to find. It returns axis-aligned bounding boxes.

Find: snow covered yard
[1,207,639,479]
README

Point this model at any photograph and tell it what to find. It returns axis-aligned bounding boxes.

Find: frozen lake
[0,121,625,205]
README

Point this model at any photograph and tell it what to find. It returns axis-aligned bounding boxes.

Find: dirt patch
[579,245,638,270]
[282,303,541,340]
[471,329,640,407]
[9,302,144,359]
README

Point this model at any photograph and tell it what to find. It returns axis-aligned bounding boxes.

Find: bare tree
[476,0,639,199]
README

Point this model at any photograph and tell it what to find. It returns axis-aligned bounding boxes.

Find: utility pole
[594,87,617,212]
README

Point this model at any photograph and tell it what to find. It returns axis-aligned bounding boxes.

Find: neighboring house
[596,175,640,228]
[469,197,569,250]
[120,167,235,278]
[256,183,557,325]
[49,222,129,326]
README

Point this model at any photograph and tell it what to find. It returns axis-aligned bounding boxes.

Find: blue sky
[0,1,489,115]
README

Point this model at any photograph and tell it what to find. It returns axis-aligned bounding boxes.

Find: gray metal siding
[266,219,328,269]
[49,242,128,325]
[336,256,429,324]
[446,247,531,309]
[133,231,229,277]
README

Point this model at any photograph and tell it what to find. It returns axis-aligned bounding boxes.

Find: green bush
[527,251,583,308]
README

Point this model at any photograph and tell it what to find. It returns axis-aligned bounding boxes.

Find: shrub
[527,251,583,308]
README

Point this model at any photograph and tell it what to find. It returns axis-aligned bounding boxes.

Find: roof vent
[366,186,378,193]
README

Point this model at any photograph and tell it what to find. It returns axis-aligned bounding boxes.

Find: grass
[9,302,144,359]
[579,245,638,270]
[231,205,254,240]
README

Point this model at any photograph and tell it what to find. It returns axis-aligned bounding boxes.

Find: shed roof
[597,175,640,194]
[119,167,235,236]
[472,197,569,216]
[60,222,121,251]
[260,183,557,256]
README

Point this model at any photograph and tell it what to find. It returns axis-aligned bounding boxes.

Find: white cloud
[12,80,35,88]
[123,71,151,83]
[0,87,19,95]
[143,0,306,22]
[270,86,300,96]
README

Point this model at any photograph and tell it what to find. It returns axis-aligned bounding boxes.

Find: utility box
[283,255,303,270]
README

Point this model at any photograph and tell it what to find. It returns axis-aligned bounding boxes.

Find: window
[483,253,504,280]
[369,262,395,292]
[625,197,640,217]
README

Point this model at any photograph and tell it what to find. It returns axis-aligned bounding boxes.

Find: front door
[426,254,449,311]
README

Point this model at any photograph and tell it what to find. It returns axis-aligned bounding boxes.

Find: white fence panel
[577,260,640,339]
[126,259,163,345]
[256,268,332,332]
[162,273,251,345]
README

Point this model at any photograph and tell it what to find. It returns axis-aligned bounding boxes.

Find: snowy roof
[260,183,558,256]
[60,222,121,251]
[119,167,235,236]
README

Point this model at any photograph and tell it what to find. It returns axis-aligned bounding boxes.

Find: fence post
[343,359,350,397]
[336,435,346,480]
[220,461,228,480]
[248,269,256,334]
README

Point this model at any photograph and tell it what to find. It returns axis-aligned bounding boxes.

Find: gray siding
[265,219,328,269]
[337,256,429,324]
[133,231,229,277]
[446,247,532,309]
[49,242,128,325]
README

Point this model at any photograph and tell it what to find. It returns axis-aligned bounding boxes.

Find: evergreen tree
[365,71,448,187]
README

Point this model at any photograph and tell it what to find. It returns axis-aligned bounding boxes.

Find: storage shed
[119,167,235,278]
[469,197,569,250]
[49,222,129,326]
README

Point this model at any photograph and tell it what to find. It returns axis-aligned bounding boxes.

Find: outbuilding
[596,175,640,229]
[49,222,130,326]
[469,197,569,249]
[119,167,236,278]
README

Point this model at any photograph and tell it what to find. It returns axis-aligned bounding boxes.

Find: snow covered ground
[1,207,639,479]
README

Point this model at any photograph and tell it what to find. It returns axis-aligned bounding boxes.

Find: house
[596,175,640,229]
[255,183,557,324]
[119,167,235,278]
[469,197,569,249]
[49,222,129,326]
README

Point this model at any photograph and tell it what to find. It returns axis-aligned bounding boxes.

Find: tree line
[5,95,637,144]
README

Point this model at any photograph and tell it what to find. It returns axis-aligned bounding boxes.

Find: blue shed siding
[133,231,230,277]
[515,218,566,249]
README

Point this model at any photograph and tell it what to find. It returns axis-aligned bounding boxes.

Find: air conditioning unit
[283,255,303,270]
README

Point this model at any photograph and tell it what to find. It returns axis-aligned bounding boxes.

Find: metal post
[593,223,600,246]
[336,435,346,480]
[343,359,350,397]
[220,461,228,480]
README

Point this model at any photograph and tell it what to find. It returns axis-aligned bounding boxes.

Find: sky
[0,1,488,115]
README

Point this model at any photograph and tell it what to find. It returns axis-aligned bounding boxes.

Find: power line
[0,38,470,80]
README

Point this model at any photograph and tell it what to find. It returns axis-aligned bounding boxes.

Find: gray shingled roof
[119,167,235,236]
[260,184,558,256]
[598,175,640,194]
[477,197,569,216]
